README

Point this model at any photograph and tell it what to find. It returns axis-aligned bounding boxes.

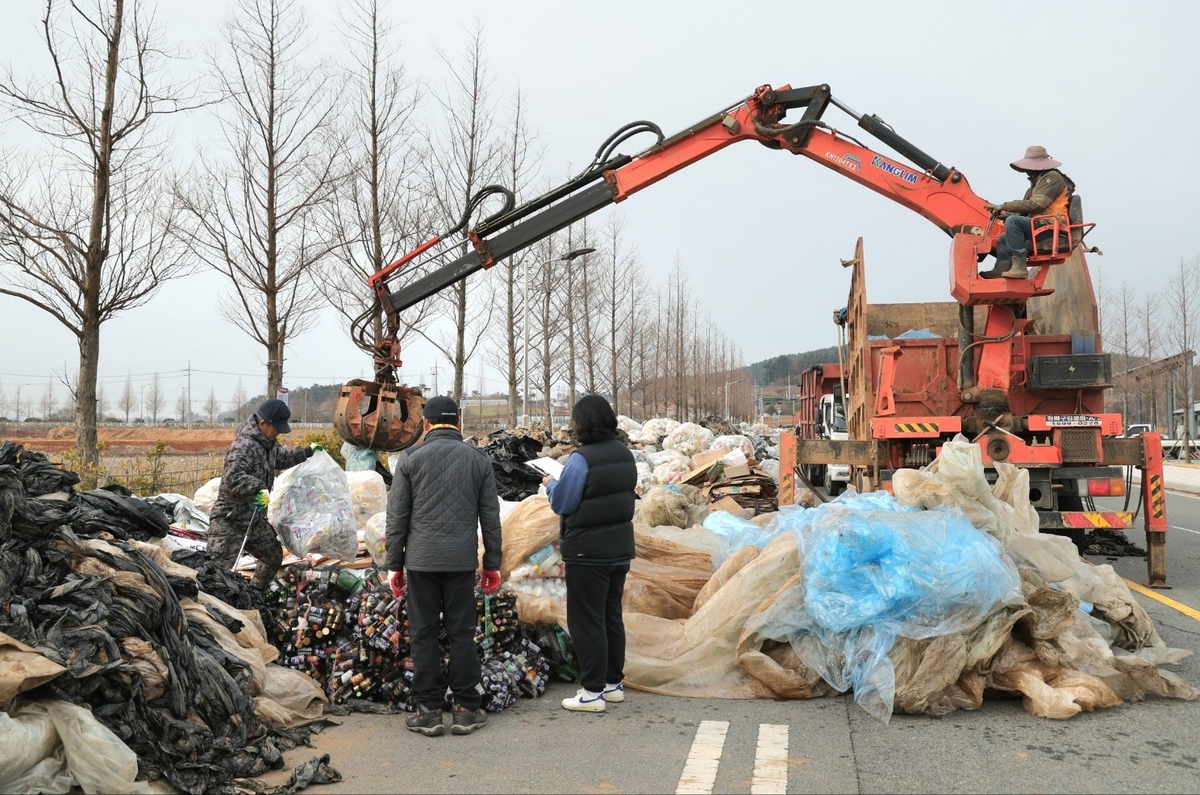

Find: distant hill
[749,346,840,387]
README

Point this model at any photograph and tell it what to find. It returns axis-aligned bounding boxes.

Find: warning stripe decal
[1061,511,1134,529]
[892,422,939,434]
[1149,474,1165,518]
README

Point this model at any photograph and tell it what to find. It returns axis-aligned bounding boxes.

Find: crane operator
[980,145,1076,280]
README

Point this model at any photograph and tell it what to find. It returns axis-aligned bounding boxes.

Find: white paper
[528,457,565,479]
[722,449,748,467]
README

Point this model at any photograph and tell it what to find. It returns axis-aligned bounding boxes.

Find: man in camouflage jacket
[208,399,313,587]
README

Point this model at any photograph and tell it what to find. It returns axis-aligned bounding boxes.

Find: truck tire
[825,467,845,497]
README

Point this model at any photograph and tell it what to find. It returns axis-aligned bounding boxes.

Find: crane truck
[331,82,1170,587]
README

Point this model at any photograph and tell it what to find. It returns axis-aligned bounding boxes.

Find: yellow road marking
[1124,579,1200,622]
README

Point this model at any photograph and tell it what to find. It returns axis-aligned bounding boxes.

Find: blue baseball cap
[257,399,292,433]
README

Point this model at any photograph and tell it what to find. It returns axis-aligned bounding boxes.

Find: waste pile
[505,436,1198,722]
[266,564,550,713]
[477,430,546,501]
[0,441,334,794]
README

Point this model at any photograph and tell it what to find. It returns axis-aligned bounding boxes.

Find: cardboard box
[691,447,729,470]
[709,496,743,513]
[722,464,751,479]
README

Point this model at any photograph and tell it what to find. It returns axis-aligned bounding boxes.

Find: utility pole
[724,378,745,421]
[432,362,439,396]
[186,362,192,429]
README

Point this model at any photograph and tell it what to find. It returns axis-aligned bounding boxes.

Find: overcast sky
[1,0,1197,414]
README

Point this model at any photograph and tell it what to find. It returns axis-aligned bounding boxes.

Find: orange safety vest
[1043,170,1071,218]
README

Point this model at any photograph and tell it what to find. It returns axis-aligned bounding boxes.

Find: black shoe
[450,705,488,735]
[406,705,445,736]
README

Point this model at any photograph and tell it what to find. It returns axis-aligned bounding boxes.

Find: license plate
[1044,415,1101,427]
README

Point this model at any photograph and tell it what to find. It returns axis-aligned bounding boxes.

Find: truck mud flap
[1038,510,1134,530]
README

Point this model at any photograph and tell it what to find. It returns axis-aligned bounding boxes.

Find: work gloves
[480,569,501,596]
[388,570,405,598]
[310,443,323,452]
[254,489,270,512]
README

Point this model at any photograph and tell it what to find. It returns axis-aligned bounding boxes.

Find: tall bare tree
[119,374,136,423]
[323,0,431,375]
[40,382,57,421]
[0,0,195,465]
[1136,293,1162,428]
[1166,256,1199,457]
[97,383,110,421]
[483,88,540,426]
[177,0,344,396]
[230,378,248,422]
[204,387,222,422]
[419,26,502,401]
[146,370,163,423]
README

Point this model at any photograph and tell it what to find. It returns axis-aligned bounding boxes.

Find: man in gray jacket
[386,395,502,736]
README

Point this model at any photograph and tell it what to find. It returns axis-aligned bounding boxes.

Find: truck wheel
[825,467,844,497]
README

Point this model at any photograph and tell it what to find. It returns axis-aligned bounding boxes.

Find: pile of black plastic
[477,430,545,500]
[0,441,334,795]
[267,563,550,712]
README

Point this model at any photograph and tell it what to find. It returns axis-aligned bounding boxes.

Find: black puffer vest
[559,439,637,563]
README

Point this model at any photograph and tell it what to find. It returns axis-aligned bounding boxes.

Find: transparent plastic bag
[663,422,715,457]
[192,476,221,514]
[362,511,388,566]
[340,441,377,472]
[638,485,689,528]
[756,492,1022,722]
[345,471,387,530]
[3,700,140,794]
[639,417,680,441]
[702,508,790,570]
[709,434,755,460]
[268,450,357,560]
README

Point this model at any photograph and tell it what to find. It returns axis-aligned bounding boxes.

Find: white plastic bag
[268,450,357,560]
[193,477,221,514]
[710,434,755,460]
[663,422,715,457]
[2,700,140,794]
[346,471,387,530]
[363,511,388,566]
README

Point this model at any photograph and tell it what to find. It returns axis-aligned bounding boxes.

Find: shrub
[296,428,346,468]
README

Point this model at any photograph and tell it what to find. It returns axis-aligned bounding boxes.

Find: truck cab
[816,392,850,495]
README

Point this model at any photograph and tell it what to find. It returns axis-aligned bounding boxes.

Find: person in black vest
[543,395,637,713]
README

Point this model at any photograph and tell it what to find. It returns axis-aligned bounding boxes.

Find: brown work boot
[1001,254,1029,278]
[450,704,488,735]
[979,259,1010,279]
[406,704,445,736]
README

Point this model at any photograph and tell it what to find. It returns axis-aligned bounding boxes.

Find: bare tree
[177,0,344,396]
[230,378,248,422]
[1136,293,1162,428]
[483,88,540,426]
[40,382,57,421]
[0,381,8,419]
[0,0,196,465]
[204,387,222,422]
[419,26,502,402]
[97,383,110,421]
[146,371,163,423]
[119,374,136,423]
[174,388,188,423]
[324,0,432,375]
[1166,257,1199,458]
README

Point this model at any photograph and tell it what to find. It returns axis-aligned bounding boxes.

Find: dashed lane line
[676,720,729,795]
[750,724,789,794]
[1124,578,1200,623]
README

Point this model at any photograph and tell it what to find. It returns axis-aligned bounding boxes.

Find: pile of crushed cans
[267,564,553,712]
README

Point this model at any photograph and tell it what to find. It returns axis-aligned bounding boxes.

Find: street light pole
[724,378,745,421]
[522,246,595,426]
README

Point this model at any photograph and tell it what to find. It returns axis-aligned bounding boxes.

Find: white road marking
[750,724,789,794]
[1171,525,1200,535]
[676,720,729,795]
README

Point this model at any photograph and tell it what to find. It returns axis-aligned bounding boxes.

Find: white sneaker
[602,683,624,703]
[561,688,606,712]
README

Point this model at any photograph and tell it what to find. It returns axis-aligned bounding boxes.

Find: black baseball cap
[257,398,292,433]
[422,395,459,421]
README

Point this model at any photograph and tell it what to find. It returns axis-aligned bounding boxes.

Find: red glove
[480,569,501,595]
[388,570,405,598]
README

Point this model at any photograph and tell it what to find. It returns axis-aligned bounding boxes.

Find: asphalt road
[262,492,1200,795]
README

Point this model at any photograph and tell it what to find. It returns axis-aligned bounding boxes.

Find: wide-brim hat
[1011,145,1061,172]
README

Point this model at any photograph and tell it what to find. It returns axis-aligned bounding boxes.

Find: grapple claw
[333,379,425,452]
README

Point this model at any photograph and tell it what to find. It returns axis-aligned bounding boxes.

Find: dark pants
[406,569,482,710]
[565,563,629,693]
[995,214,1054,261]
[208,513,283,589]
